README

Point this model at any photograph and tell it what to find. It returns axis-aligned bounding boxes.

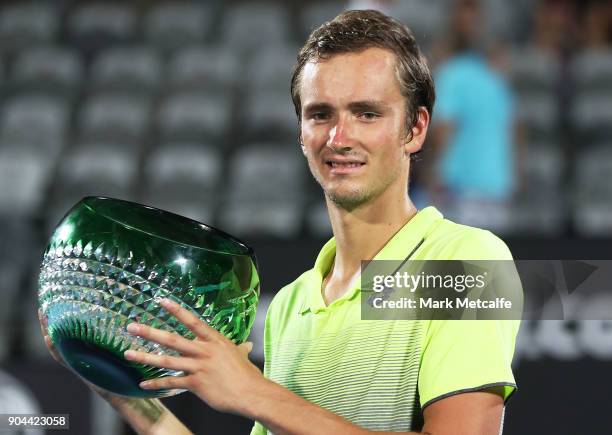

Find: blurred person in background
[39,9,519,435]
[532,0,579,57]
[423,0,518,231]
[580,0,612,48]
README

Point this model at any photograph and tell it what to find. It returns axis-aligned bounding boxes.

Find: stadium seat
[300,1,345,39]
[157,92,231,141]
[11,47,83,97]
[509,194,565,236]
[141,142,222,223]
[573,145,612,236]
[508,47,560,94]
[221,201,302,238]
[0,3,58,52]
[0,217,34,359]
[571,93,612,144]
[516,93,558,142]
[46,141,139,231]
[227,144,304,200]
[0,263,21,360]
[0,217,33,272]
[90,46,162,94]
[571,48,612,93]
[0,369,43,414]
[78,94,151,142]
[479,0,521,42]
[144,142,222,190]
[522,142,564,190]
[499,139,566,236]
[221,143,305,238]
[574,201,612,236]
[148,198,216,225]
[574,145,612,197]
[58,142,138,190]
[0,95,69,151]
[167,45,240,91]
[144,2,212,51]
[221,3,290,52]
[242,89,297,141]
[306,201,333,238]
[392,0,445,45]
[0,147,53,217]
[246,44,299,91]
[68,3,136,52]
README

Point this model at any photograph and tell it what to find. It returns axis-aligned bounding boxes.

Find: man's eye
[312,113,330,121]
[359,112,380,120]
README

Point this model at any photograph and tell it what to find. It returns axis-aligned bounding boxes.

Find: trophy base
[55,337,170,398]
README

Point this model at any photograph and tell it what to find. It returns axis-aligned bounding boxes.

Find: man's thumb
[238,341,254,356]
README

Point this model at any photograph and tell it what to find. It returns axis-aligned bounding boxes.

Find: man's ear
[404,107,430,155]
[299,132,307,156]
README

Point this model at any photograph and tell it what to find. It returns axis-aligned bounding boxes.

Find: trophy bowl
[38,197,260,398]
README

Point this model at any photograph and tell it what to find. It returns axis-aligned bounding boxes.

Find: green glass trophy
[38,197,260,397]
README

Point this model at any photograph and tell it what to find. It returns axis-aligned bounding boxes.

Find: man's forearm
[94,387,192,435]
[242,378,421,435]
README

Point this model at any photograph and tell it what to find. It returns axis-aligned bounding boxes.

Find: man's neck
[325,188,418,283]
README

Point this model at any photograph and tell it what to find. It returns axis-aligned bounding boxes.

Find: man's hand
[124,298,265,415]
[38,307,192,434]
[38,308,118,396]
[38,308,66,367]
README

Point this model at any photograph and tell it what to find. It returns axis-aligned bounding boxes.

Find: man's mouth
[327,162,365,168]
[325,160,366,174]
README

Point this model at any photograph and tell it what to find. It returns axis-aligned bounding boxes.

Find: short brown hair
[291,9,435,135]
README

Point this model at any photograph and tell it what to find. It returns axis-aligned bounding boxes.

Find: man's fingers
[126,322,203,356]
[38,309,47,337]
[238,342,253,357]
[124,349,198,372]
[38,308,51,335]
[39,310,64,365]
[138,374,191,391]
[159,298,223,342]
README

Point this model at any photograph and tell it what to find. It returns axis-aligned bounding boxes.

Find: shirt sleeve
[418,228,520,409]
[418,318,519,409]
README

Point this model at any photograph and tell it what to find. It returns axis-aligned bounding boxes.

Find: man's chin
[325,188,370,211]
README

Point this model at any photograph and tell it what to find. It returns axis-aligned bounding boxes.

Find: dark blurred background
[0,0,610,434]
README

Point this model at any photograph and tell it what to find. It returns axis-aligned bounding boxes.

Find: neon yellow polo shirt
[251,206,519,434]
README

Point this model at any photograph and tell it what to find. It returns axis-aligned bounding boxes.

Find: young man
[40,9,519,435]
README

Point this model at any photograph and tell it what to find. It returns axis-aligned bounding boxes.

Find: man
[40,9,519,435]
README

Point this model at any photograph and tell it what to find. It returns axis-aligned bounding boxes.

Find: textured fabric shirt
[251,206,519,434]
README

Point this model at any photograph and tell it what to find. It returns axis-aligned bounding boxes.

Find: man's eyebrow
[303,103,332,114]
[303,100,389,113]
[348,100,389,112]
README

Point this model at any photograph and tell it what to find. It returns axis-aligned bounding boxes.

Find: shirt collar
[300,206,443,315]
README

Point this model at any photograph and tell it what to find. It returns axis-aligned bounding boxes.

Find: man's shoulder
[423,216,513,261]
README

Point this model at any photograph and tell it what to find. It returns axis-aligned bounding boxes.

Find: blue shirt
[435,52,515,199]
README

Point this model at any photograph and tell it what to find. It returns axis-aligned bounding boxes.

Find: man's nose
[327,116,353,151]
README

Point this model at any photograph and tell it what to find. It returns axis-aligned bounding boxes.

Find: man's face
[299,47,415,210]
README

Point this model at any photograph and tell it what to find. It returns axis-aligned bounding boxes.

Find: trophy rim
[72,196,256,258]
